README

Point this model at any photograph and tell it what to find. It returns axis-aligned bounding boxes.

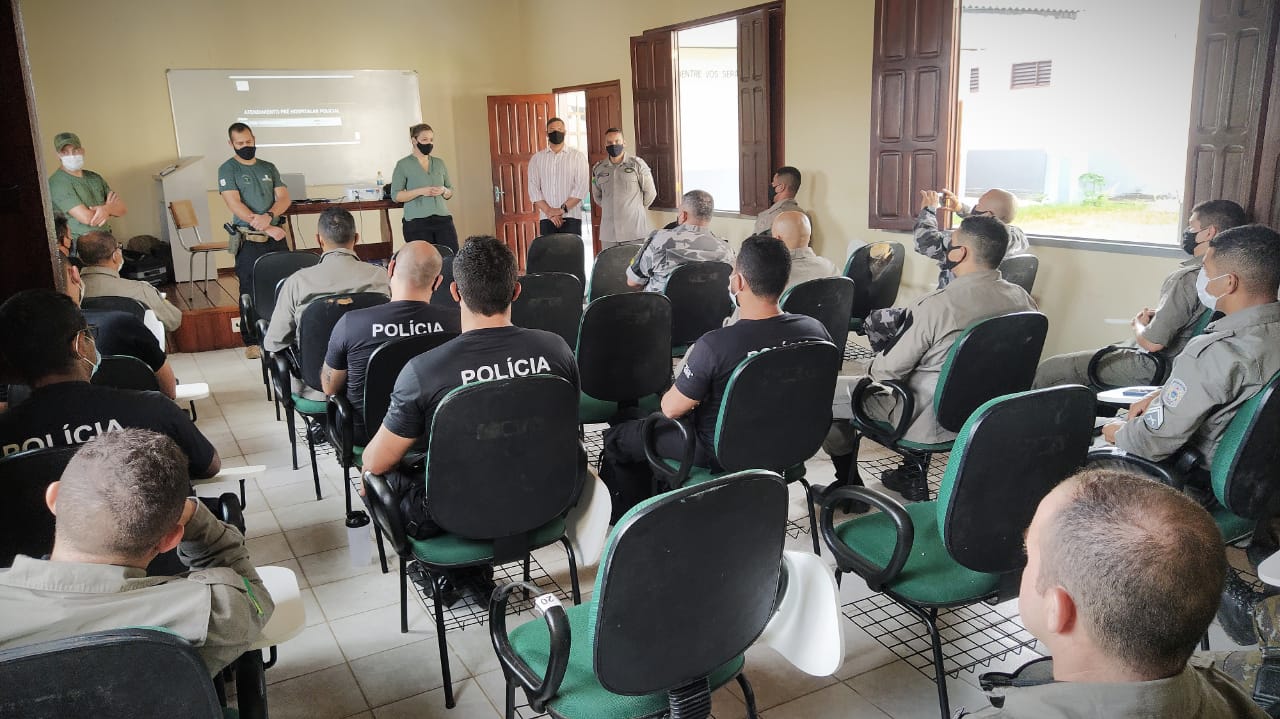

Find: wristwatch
[264,210,275,220]
[561,204,568,213]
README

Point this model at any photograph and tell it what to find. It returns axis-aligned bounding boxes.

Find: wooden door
[585,82,623,255]
[488,94,553,271]
[631,32,680,209]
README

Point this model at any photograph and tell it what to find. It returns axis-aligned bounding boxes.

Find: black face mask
[768,184,777,203]
[416,142,433,156]
[606,144,624,158]
[1182,229,1200,255]
[235,145,256,161]
[548,130,566,145]
[940,245,965,271]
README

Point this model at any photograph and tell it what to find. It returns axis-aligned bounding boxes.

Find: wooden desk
[282,200,403,261]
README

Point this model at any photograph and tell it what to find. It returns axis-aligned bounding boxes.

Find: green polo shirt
[48,168,111,239]
[217,157,285,227]
[391,154,453,220]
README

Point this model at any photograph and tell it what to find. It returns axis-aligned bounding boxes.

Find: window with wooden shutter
[737,8,773,216]
[867,0,961,231]
[969,66,979,93]
[630,32,679,209]
[1010,60,1051,88]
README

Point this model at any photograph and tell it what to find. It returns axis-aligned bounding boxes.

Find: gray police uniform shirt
[753,198,802,234]
[1142,257,1207,357]
[262,249,391,353]
[915,207,1029,288]
[626,223,734,293]
[81,265,184,332]
[1116,302,1280,466]
[837,269,1037,445]
[591,155,656,247]
[0,503,273,676]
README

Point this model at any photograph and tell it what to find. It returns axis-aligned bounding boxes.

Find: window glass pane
[957,1,1198,244]
[677,20,740,213]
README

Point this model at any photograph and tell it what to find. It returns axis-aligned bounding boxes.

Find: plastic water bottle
[376,170,384,187]
[346,510,373,568]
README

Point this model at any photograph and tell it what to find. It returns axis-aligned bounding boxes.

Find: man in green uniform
[47,132,127,250]
[218,122,291,351]
[590,128,655,249]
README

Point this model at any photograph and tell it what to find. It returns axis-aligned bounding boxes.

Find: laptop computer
[281,172,307,203]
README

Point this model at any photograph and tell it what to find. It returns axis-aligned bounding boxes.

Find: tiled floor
[173,347,1243,719]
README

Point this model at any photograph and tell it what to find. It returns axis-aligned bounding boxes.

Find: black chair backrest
[81,296,146,323]
[665,261,734,346]
[0,445,78,567]
[511,272,583,348]
[431,255,458,309]
[0,628,222,718]
[780,277,856,349]
[576,293,672,402]
[251,251,318,323]
[594,471,787,695]
[426,376,580,546]
[91,356,160,393]
[526,233,586,289]
[587,243,643,302]
[940,386,1094,573]
[296,293,390,391]
[714,342,842,471]
[999,254,1040,294]
[933,311,1048,432]
[1213,371,1280,520]
[362,332,459,432]
[843,241,905,320]
[431,243,455,257]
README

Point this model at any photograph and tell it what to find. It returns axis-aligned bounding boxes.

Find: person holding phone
[391,123,457,252]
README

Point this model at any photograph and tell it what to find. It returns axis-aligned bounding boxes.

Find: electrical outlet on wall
[231,317,241,334]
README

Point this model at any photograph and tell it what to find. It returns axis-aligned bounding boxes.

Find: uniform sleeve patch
[1162,379,1188,408]
[219,178,226,187]
[1143,403,1165,430]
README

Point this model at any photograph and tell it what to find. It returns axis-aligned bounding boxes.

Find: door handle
[493,185,506,203]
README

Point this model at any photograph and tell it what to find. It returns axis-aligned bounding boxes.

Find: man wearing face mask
[1102,224,1280,476]
[626,189,733,292]
[752,166,803,234]
[0,289,219,479]
[590,128,656,249]
[77,231,183,333]
[528,117,589,237]
[1033,200,1249,389]
[47,132,127,250]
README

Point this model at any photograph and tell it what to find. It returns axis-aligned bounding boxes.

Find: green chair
[1086,307,1216,390]
[780,276,856,352]
[361,374,584,709]
[643,341,841,553]
[665,260,734,357]
[836,311,1048,501]
[270,292,388,500]
[844,241,904,335]
[575,293,671,426]
[586,242,643,302]
[490,470,788,719]
[820,385,1095,719]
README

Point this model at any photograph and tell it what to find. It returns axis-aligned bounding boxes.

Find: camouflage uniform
[625,223,734,293]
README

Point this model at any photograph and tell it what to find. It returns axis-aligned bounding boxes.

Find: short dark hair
[1209,224,1280,296]
[1039,468,1225,677]
[547,117,564,128]
[956,215,1009,268]
[227,122,252,139]
[57,429,191,558]
[53,213,69,242]
[1192,199,1249,233]
[0,289,87,384]
[76,231,120,266]
[317,207,356,245]
[604,127,623,136]
[681,190,714,221]
[409,123,433,138]
[774,166,802,192]
[737,234,791,300]
[453,236,517,316]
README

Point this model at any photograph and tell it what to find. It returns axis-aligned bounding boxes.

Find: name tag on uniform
[623,167,635,173]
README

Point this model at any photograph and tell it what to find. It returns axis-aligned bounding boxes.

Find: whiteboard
[167,69,422,190]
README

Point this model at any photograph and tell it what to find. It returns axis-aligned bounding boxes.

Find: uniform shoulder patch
[1143,402,1165,430]
[219,178,226,187]
[1162,379,1188,408]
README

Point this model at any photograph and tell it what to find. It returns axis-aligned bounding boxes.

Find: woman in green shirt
[391,123,457,251]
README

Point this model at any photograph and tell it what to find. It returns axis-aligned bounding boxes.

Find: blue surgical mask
[1195,268,1229,311]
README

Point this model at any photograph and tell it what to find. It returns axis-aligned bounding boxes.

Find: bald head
[974,189,1017,224]
[770,211,812,251]
[389,242,444,299]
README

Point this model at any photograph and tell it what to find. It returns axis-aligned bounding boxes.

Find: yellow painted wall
[20,0,1180,355]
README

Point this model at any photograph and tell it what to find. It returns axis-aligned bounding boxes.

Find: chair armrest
[215,491,246,533]
[1085,446,1192,490]
[1088,346,1167,390]
[328,395,355,458]
[818,486,915,592]
[255,318,270,344]
[270,353,292,408]
[489,584,570,714]
[642,412,695,492]
[240,295,258,341]
[361,471,411,556]
[848,377,915,445]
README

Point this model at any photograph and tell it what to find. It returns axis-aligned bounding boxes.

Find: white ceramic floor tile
[764,682,890,719]
[371,679,499,719]
[349,639,463,709]
[329,602,436,661]
[286,519,353,558]
[264,663,368,719]
[246,532,294,566]
[312,569,402,620]
[267,623,347,684]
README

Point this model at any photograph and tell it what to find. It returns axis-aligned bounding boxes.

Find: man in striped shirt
[527,117,590,237]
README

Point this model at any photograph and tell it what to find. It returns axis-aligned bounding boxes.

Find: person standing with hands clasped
[218,122,291,312]
[591,127,655,249]
[528,117,589,237]
[391,123,458,252]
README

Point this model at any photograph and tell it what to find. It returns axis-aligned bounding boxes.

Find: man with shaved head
[772,210,837,288]
[322,241,460,445]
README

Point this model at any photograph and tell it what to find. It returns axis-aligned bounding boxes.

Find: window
[1009,60,1051,89]
[969,67,979,93]
[630,3,784,215]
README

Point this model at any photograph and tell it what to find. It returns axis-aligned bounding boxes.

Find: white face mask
[1195,268,1229,311]
[60,153,85,171]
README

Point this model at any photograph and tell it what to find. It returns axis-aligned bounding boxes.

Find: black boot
[816,454,869,514]
[881,455,928,502]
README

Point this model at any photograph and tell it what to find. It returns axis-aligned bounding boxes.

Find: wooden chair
[167,200,227,303]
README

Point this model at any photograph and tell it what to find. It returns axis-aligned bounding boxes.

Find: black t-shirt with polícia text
[0,382,217,478]
[381,325,579,442]
[674,313,830,454]
[83,308,166,372]
[325,299,461,441]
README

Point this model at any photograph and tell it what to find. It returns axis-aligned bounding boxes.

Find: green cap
[53,132,81,151]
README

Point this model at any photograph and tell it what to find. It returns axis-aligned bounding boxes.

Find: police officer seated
[76,229,183,333]
[600,235,829,519]
[0,430,273,676]
[965,467,1268,717]
[0,289,219,479]
[824,215,1036,504]
[625,189,734,293]
[321,241,460,446]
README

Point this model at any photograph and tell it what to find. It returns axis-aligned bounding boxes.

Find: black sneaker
[431,573,464,608]
[305,419,328,446]
[881,464,928,501]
